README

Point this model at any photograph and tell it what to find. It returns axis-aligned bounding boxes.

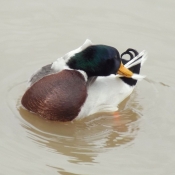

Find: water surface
[1,0,175,174]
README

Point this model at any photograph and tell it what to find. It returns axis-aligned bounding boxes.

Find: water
[1,0,175,174]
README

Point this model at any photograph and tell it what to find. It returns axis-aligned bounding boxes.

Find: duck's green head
[67,45,126,77]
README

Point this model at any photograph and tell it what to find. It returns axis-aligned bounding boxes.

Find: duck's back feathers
[76,75,134,119]
[22,70,87,121]
[29,39,93,87]
[29,64,54,87]
[62,39,93,62]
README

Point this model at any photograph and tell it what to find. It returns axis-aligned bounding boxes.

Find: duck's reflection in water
[19,91,142,163]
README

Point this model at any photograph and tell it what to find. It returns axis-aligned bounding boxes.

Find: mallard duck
[21,39,147,121]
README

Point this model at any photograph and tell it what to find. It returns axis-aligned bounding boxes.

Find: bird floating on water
[21,39,147,121]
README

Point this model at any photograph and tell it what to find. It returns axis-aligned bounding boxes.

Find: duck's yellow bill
[117,63,133,78]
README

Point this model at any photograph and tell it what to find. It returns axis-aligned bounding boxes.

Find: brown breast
[21,70,87,121]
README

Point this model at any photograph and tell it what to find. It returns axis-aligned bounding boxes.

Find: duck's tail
[116,49,147,86]
[122,49,147,69]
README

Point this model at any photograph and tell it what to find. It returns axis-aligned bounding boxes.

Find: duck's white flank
[76,75,134,119]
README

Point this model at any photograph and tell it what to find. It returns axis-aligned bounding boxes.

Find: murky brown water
[1,0,175,174]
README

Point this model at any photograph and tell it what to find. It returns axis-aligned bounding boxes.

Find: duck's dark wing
[29,64,56,86]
